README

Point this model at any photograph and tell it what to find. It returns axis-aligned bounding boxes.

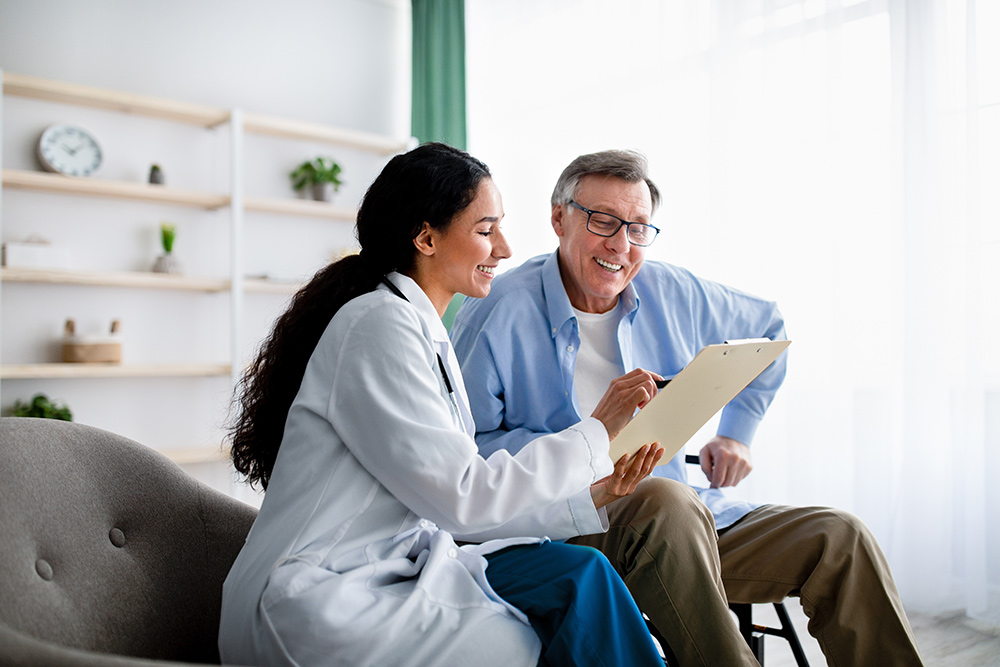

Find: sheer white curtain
[466,0,999,624]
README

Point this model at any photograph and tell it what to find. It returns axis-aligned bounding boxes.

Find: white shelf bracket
[230,108,245,388]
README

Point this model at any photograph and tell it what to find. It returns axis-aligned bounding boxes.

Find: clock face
[36,124,103,177]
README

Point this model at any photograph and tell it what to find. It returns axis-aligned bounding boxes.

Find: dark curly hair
[228,142,492,490]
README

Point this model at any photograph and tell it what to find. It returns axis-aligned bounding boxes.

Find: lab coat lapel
[382,273,475,437]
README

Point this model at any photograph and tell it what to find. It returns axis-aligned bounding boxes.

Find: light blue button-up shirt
[451,252,788,529]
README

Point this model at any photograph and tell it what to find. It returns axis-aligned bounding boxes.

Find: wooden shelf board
[242,277,303,295]
[1,267,230,292]
[243,112,408,155]
[1,268,308,295]
[244,195,356,221]
[163,445,230,465]
[2,72,230,127]
[2,169,230,209]
[0,363,232,379]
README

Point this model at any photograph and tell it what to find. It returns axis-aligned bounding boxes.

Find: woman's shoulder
[331,289,429,344]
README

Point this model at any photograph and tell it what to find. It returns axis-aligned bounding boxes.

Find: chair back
[0,418,257,664]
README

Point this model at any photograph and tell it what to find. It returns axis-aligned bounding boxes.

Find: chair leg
[772,602,810,667]
[644,616,677,666]
[730,603,766,663]
[651,602,809,667]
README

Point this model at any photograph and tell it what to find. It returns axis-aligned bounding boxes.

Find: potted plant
[152,222,181,273]
[290,156,343,202]
[12,393,73,421]
[148,163,165,185]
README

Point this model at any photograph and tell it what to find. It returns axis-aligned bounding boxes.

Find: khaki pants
[567,477,924,667]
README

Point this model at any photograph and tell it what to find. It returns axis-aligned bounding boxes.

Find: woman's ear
[413,222,436,257]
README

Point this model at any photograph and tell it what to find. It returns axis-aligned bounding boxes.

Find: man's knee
[810,507,883,561]
[609,477,716,538]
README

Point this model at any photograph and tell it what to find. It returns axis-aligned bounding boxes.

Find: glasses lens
[587,212,622,236]
[628,224,657,246]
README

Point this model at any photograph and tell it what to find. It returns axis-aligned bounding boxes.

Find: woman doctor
[219,143,666,666]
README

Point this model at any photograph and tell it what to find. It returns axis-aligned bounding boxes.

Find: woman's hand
[590,368,663,440]
[590,443,664,510]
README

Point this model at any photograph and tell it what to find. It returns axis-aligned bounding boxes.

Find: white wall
[0,0,410,500]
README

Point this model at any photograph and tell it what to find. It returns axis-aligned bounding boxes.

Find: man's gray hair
[550,149,661,213]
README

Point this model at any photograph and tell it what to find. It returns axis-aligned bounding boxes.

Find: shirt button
[447,548,458,559]
[419,520,431,529]
[567,345,574,352]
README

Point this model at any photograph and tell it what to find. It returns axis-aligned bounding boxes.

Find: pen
[655,379,671,389]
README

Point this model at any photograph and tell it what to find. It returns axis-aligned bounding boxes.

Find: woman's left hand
[589,443,664,510]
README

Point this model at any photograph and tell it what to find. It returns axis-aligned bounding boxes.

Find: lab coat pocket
[259,543,539,667]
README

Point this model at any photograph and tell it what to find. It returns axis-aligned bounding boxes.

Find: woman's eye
[478,230,493,237]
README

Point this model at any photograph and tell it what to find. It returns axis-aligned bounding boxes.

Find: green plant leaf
[290,156,343,191]
[12,393,73,421]
[160,223,176,253]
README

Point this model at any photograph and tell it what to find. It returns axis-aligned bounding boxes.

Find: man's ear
[551,203,566,238]
[413,222,436,256]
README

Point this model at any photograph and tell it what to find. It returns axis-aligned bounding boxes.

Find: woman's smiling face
[418,177,511,314]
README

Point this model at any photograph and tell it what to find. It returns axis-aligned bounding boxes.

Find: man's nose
[606,224,631,252]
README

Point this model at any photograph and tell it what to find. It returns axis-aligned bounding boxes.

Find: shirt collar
[542,252,574,339]
[541,250,641,336]
[379,272,451,346]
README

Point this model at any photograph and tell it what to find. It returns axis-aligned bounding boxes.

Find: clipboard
[609,338,791,464]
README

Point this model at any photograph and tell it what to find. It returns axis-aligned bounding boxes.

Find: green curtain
[412,0,468,328]
[411,0,467,149]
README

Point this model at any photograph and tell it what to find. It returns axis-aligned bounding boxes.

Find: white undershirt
[572,303,625,419]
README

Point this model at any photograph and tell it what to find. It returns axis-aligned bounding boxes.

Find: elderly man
[451,150,923,666]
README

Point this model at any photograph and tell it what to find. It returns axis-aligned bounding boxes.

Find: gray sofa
[0,418,258,666]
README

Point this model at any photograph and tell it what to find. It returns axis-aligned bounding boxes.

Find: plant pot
[312,182,336,202]
[152,254,181,274]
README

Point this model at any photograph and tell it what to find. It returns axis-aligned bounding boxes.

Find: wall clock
[36,124,103,177]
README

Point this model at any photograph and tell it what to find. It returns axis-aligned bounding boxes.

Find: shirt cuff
[567,486,610,535]
[571,416,614,479]
[717,404,762,447]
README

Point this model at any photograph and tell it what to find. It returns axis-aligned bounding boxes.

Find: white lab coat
[219,273,613,667]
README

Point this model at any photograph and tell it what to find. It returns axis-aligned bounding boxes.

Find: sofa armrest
[0,621,250,667]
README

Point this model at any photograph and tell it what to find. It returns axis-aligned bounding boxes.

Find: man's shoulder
[633,259,701,293]
[635,260,779,310]
[636,259,690,281]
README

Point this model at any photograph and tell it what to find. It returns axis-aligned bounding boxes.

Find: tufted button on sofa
[0,418,258,666]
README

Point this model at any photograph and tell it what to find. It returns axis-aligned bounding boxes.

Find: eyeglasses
[568,200,660,247]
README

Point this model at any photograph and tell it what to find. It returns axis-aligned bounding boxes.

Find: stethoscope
[381,277,462,420]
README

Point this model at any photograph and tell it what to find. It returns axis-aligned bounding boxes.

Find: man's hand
[590,368,663,440]
[590,443,664,509]
[699,436,752,488]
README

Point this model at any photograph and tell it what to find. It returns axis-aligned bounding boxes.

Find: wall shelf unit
[243,195,357,221]
[162,445,229,465]
[0,363,232,380]
[2,72,230,127]
[242,111,408,154]
[2,169,230,209]
[1,267,231,292]
[1,70,407,459]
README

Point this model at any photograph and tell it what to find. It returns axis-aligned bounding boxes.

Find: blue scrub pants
[484,542,663,666]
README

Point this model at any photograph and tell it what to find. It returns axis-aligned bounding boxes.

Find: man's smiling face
[551,174,653,314]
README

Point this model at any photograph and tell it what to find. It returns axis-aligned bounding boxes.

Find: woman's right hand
[590,368,663,440]
[590,443,664,509]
